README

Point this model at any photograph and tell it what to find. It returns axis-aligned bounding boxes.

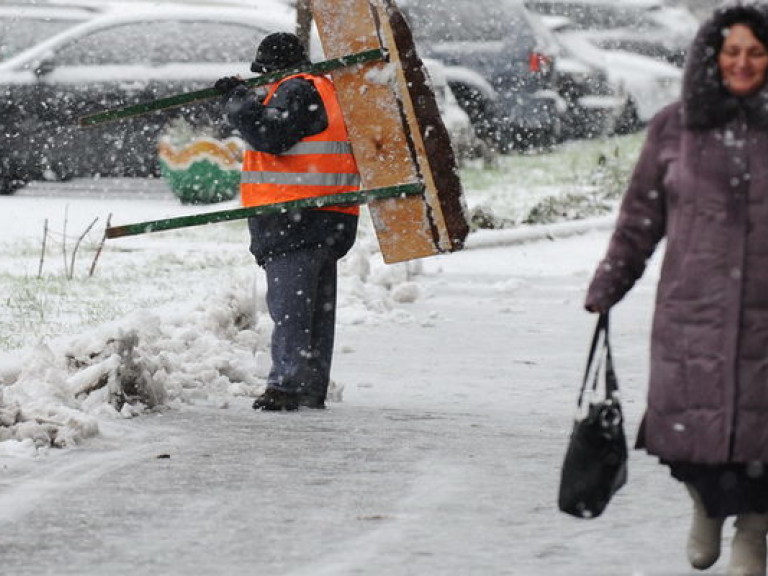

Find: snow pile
[0,278,257,453]
[0,221,417,456]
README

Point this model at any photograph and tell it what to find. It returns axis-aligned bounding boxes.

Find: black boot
[252,388,299,411]
[298,394,326,409]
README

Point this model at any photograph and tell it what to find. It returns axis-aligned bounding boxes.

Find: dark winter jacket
[585,5,768,464]
[225,78,328,154]
[223,76,358,265]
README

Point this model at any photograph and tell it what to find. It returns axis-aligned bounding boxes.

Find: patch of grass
[522,191,613,225]
[460,132,645,227]
[2,276,70,348]
[0,244,253,351]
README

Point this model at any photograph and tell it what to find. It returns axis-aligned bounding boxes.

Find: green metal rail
[79,47,387,128]
[105,182,423,239]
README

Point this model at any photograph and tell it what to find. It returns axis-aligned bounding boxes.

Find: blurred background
[0,0,710,201]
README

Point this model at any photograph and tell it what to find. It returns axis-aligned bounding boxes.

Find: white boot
[728,513,768,576]
[686,484,726,570]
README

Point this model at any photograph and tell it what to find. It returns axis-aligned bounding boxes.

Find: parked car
[568,26,687,68]
[525,10,631,140]
[524,0,698,67]
[422,58,486,163]
[553,27,683,125]
[397,0,564,151]
[553,48,633,138]
[0,1,296,195]
[440,63,506,150]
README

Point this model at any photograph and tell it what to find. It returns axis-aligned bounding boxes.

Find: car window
[54,20,265,66]
[0,16,86,62]
[404,0,535,44]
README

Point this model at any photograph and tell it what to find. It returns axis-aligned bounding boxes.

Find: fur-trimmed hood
[683,2,768,129]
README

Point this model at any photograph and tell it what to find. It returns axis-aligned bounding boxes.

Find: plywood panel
[311,0,468,263]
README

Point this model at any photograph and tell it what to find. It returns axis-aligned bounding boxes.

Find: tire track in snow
[0,425,176,524]
[283,461,471,576]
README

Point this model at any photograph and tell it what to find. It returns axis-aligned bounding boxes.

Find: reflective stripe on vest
[241,73,360,216]
[265,141,354,156]
[242,171,360,187]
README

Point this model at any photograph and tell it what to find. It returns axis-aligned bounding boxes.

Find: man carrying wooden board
[214,32,361,412]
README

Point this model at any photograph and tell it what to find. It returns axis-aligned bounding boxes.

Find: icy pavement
[0,231,734,575]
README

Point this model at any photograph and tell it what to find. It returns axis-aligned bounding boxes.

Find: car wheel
[447,81,504,150]
[0,177,25,195]
[614,98,641,135]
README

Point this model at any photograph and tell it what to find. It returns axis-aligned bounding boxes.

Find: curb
[465,215,616,250]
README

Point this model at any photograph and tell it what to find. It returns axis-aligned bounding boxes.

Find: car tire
[447,81,504,150]
[614,98,641,135]
[0,176,25,195]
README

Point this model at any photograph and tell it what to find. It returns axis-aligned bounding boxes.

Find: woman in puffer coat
[585,4,768,575]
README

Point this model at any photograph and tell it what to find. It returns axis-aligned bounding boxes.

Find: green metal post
[105,183,424,239]
[78,48,387,128]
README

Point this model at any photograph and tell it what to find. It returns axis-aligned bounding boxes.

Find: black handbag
[558,312,628,519]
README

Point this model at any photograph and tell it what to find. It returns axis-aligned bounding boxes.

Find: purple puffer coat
[585,5,768,464]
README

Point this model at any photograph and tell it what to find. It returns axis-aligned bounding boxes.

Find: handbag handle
[577,312,619,408]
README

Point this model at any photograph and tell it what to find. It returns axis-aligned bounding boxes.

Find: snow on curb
[465,215,616,250]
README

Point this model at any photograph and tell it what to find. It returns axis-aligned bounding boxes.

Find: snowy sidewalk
[0,231,732,575]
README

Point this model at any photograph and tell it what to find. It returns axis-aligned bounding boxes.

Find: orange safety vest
[240,73,360,216]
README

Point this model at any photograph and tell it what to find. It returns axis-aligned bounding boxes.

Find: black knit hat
[251,32,310,73]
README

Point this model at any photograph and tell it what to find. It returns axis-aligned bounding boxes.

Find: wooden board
[311,0,469,263]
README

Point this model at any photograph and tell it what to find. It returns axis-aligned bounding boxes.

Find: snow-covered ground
[2,135,730,575]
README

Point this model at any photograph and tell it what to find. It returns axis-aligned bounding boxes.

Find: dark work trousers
[262,246,339,400]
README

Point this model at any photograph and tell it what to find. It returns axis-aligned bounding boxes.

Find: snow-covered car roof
[557,28,682,118]
[529,0,664,7]
[538,14,576,33]
[557,29,682,77]
[526,0,698,35]
[579,27,685,52]
[0,1,296,72]
[646,5,699,38]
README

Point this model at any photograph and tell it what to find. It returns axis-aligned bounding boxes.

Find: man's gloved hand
[214,76,246,95]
